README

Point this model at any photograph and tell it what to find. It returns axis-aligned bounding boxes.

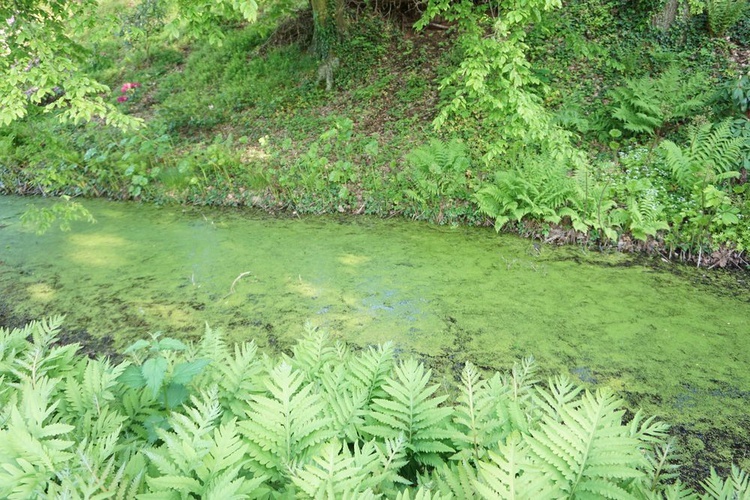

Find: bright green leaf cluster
[1,318,749,498]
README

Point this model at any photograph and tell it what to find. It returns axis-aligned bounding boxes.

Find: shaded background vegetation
[2,0,749,266]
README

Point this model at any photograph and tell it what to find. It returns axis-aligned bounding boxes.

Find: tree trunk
[310,0,346,57]
[652,0,690,30]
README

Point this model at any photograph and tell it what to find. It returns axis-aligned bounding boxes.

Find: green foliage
[702,465,750,499]
[120,0,168,59]
[417,0,568,161]
[622,192,670,242]
[119,333,211,440]
[660,120,743,192]
[723,73,750,116]
[705,0,748,36]
[1,317,749,497]
[401,138,474,222]
[609,66,712,137]
[0,0,142,130]
[659,120,745,254]
[474,153,582,231]
[363,358,455,470]
[142,390,269,499]
[19,195,96,235]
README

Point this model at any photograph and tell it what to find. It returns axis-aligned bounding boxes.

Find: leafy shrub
[609,66,712,137]
[1,317,750,497]
[474,153,582,232]
[706,0,748,36]
[660,120,744,193]
[401,138,474,222]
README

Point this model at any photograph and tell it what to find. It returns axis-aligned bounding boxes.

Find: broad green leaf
[119,364,146,389]
[157,338,188,351]
[123,339,150,354]
[142,357,168,396]
[171,359,211,385]
[165,383,189,409]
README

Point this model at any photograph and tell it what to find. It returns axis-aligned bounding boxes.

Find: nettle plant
[1,317,749,498]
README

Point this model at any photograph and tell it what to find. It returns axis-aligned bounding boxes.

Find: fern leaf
[430,460,481,498]
[363,359,454,467]
[475,433,558,499]
[320,364,368,442]
[240,361,333,482]
[702,465,750,500]
[526,390,647,498]
[535,375,583,423]
[214,341,264,418]
[203,420,250,478]
[291,439,375,497]
[395,487,452,499]
[348,342,394,405]
[288,325,337,381]
[451,362,507,463]
[146,474,203,494]
[196,323,230,363]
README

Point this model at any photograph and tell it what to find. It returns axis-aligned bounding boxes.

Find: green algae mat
[1,195,749,477]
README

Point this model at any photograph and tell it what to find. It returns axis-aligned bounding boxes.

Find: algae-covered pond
[1,195,749,476]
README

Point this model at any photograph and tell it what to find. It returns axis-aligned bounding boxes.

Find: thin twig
[230,271,253,294]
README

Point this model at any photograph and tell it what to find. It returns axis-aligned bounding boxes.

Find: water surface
[1,195,749,473]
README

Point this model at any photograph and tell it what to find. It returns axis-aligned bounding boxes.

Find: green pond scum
[1,195,750,480]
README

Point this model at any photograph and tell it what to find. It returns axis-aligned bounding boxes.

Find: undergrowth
[0,0,749,266]
[1,317,749,498]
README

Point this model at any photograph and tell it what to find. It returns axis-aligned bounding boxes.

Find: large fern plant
[706,0,748,36]
[401,138,473,222]
[1,318,749,498]
[609,67,712,137]
[475,152,584,232]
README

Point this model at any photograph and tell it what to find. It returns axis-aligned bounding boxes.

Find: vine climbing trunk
[310,0,346,57]
[652,0,689,30]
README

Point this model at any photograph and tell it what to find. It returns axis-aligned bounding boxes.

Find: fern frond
[663,120,744,193]
[144,388,222,479]
[451,362,505,462]
[430,460,481,498]
[144,392,267,499]
[363,358,455,467]
[374,435,411,491]
[28,315,66,348]
[62,452,145,500]
[291,439,378,498]
[636,437,685,494]
[535,375,583,423]
[610,78,663,135]
[196,323,230,366]
[475,433,559,499]
[706,0,748,36]
[64,357,128,417]
[395,487,452,500]
[288,324,338,381]
[0,321,38,375]
[627,409,670,444]
[348,342,395,405]
[240,361,333,482]
[320,364,367,442]
[403,138,471,214]
[526,389,647,498]
[702,465,750,500]
[214,341,264,419]
[0,377,76,499]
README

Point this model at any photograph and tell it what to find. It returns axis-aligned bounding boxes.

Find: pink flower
[117,95,129,103]
[120,82,141,93]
